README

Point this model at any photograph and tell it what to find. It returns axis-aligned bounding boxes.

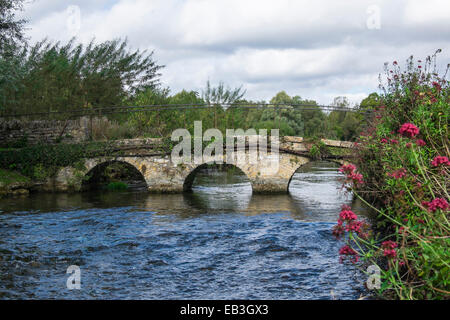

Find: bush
[333,52,449,299]
[0,142,114,179]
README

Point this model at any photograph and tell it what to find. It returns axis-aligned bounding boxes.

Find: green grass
[106,181,128,191]
[0,168,30,186]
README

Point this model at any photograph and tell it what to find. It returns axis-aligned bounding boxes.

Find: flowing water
[0,161,371,299]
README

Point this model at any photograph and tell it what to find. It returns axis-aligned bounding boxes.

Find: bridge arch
[82,159,148,191]
[182,161,253,192]
[286,159,345,191]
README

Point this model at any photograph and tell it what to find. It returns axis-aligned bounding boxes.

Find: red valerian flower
[383,249,397,259]
[339,206,358,222]
[390,139,399,144]
[398,123,420,138]
[387,168,407,179]
[339,164,364,185]
[380,138,388,144]
[431,156,450,167]
[405,142,412,148]
[381,241,398,259]
[348,172,364,185]
[339,164,356,174]
[332,224,345,239]
[339,245,359,264]
[415,139,426,147]
[381,240,398,249]
[432,81,441,91]
[422,198,449,212]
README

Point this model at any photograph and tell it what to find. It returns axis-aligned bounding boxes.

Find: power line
[0,103,376,119]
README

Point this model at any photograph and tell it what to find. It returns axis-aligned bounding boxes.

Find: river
[0,161,370,299]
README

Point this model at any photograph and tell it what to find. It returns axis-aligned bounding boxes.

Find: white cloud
[21,0,450,104]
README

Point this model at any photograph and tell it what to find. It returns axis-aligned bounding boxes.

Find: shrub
[333,51,449,299]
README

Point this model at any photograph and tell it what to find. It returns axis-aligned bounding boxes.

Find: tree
[327,96,364,141]
[0,0,26,52]
[1,38,164,115]
[202,80,246,106]
[202,80,246,128]
[360,92,381,110]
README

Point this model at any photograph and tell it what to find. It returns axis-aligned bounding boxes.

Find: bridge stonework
[48,137,350,194]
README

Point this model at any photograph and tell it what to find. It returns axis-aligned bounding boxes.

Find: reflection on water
[0,161,369,299]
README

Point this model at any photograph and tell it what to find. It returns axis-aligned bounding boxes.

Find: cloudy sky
[20,0,450,105]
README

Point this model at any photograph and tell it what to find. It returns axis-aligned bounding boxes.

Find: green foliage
[0,0,26,52]
[0,168,29,185]
[1,38,163,116]
[0,142,115,179]
[341,51,450,300]
[202,80,246,106]
[308,140,328,160]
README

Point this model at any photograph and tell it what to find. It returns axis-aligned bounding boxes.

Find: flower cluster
[387,168,407,179]
[333,205,370,263]
[422,198,449,213]
[339,245,359,264]
[338,205,358,222]
[398,123,420,138]
[339,163,364,185]
[415,139,426,147]
[431,156,450,167]
[381,241,398,259]
[339,164,356,174]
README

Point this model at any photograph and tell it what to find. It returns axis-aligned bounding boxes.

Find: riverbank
[0,169,33,197]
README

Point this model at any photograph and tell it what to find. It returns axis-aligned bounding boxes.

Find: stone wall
[0,117,91,146]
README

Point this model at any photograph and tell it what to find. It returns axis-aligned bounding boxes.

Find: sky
[19,0,450,105]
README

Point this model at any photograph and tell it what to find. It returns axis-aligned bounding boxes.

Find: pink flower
[339,164,356,174]
[383,249,397,259]
[390,139,399,145]
[415,139,426,147]
[382,241,398,249]
[339,245,357,256]
[432,81,441,91]
[381,241,398,259]
[422,198,449,212]
[339,208,358,222]
[380,138,388,144]
[388,168,407,179]
[332,224,345,239]
[339,245,359,264]
[431,156,450,167]
[405,142,412,148]
[339,164,364,185]
[398,123,420,138]
[348,172,364,185]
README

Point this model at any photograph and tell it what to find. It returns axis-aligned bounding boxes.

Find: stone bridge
[51,137,355,194]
